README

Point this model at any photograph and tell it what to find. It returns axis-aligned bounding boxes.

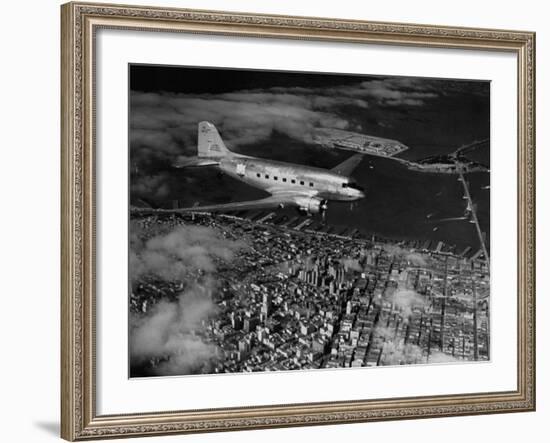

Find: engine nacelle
[295,197,327,215]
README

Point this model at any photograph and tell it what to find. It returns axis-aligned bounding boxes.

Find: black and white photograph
[128,64,491,378]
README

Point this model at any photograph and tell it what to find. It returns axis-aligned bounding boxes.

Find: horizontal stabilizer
[173,157,219,168]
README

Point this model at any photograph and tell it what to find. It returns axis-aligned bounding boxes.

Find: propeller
[320,200,328,221]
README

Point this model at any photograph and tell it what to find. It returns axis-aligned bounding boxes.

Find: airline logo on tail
[198,121,232,158]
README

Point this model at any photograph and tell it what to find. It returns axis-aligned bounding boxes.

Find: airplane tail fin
[197,121,232,158]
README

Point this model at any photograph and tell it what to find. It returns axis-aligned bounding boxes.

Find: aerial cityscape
[130,211,489,377]
[128,64,490,377]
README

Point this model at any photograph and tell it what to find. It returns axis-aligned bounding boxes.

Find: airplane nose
[358,190,365,199]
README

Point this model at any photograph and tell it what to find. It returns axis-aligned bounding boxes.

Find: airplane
[167,121,366,216]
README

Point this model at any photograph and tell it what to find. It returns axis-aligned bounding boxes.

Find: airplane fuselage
[215,154,365,202]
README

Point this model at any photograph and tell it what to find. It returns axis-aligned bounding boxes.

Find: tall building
[230,312,243,330]
[238,338,251,362]
[261,292,273,317]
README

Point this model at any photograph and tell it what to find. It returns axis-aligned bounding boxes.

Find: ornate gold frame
[61,1,536,440]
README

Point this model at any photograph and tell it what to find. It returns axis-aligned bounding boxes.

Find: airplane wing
[130,189,321,215]
[132,194,300,215]
[331,153,364,176]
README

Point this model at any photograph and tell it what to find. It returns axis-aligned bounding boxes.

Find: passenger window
[300,181,305,185]
[274,176,278,180]
[282,178,287,182]
[265,174,269,179]
[256,173,261,178]
[291,179,296,184]
[309,182,314,187]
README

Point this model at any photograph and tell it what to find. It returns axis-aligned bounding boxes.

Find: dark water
[324,155,490,252]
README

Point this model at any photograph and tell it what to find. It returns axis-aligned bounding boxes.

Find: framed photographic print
[61,1,536,440]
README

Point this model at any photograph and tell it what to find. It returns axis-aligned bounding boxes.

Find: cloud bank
[129,77,444,168]
[130,279,220,375]
[130,224,245,284]
[389,288,428,318]
[383,244,427,267]
[377,284,461,366]
[130,223,245,376]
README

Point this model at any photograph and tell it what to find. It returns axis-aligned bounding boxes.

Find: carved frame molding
[61,2,535,440]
